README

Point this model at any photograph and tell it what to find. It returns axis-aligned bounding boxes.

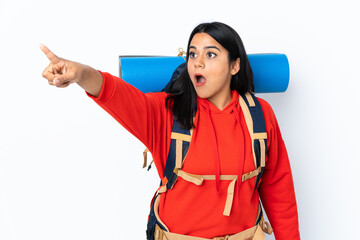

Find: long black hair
[165,22,254,129]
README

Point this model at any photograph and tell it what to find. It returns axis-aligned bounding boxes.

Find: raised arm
[40,44,103,97]
[40,44,171,175]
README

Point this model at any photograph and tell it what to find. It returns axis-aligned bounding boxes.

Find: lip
[194,73,206,87]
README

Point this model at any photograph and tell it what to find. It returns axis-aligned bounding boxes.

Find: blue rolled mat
[119,54,289,93]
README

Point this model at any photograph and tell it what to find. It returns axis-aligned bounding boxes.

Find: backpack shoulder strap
[239,92,267,189]
[163,118,192,190]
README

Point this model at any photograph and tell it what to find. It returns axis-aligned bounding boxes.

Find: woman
[41,22,300,240]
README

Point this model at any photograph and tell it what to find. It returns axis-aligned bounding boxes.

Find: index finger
[40,43,60,64]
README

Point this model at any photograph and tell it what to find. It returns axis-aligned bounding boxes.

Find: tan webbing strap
[253,133,267,168]
[153,194,170,232]
[158,185,167,193]
[223,178,237,216]
[241,167,261,182]
[259,139,266,168]
[143,148,150,168]
[175,139,183,169]
[163,230,207,240]
[181,173,260,183]
[158,176,169,193]
[172,130,193,170]
[177,170,204,185]
[253,132,267,140]
[171,132,192,142]
[252,225,265,240]
[202,175,237,181]
[238,96,257,168]
[245,92,256,107]
[177,168,262,184]
[155,224,165,240]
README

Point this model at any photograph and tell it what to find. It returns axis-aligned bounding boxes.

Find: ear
[230,58,240,75]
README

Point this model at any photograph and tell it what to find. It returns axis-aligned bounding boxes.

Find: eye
[189,51,197,58]
[207,52,217,58]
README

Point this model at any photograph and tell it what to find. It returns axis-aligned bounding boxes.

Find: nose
[194,55,205,68]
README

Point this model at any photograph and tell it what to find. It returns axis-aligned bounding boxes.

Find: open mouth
[195,73,206,86]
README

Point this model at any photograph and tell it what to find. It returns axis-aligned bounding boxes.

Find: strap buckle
[259,217,273,235]
[213,235,229,240]
[178,48,186,61]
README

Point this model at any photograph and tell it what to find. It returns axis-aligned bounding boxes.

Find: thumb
[53,73,72,87]
[53,76,61,86]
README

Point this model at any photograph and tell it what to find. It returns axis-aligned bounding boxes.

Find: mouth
[194,73,206,87]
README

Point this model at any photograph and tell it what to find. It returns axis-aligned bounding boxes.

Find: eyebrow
[189,46,221,52]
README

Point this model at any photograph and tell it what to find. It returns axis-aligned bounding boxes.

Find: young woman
[41,22,300,240]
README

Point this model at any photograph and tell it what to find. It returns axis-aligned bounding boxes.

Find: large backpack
[143,65,270,240]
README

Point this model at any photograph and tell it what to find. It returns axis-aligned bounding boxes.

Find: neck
[208,90,233,111]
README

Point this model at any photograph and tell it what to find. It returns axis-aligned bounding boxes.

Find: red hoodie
[86,71,300,239]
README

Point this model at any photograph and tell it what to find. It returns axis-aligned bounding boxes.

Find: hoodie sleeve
[257,98,300,240]
[85,70,170,175]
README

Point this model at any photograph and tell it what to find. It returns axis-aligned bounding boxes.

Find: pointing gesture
[40,44,82,88]
[40,44,103,96]
[41,43,61,65]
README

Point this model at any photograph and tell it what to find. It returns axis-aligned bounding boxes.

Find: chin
[194,89,211,99]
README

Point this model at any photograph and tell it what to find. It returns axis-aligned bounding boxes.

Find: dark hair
[165,22,254,129]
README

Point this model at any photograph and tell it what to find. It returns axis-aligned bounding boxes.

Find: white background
[1,0,359,239]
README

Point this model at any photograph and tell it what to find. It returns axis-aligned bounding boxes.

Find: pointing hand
[40,44,85,88]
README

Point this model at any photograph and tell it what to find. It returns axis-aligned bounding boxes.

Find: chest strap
[173,168,261,216]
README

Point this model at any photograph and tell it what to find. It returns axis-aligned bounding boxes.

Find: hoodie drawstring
[233,105,246,200]
[203,99,246,197]
[206,106,222,194]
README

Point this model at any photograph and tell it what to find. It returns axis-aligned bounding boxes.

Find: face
[187,33,240,108]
